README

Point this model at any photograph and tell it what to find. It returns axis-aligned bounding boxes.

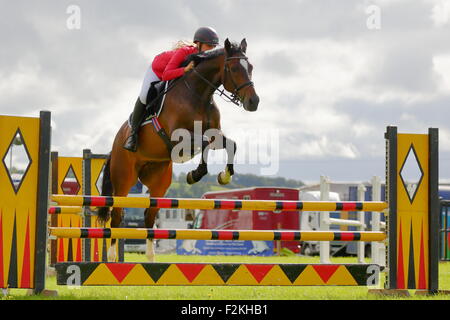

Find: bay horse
[97,38,259,262]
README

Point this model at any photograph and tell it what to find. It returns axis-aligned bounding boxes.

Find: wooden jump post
[0,111,444,295]
[49,147,124,266]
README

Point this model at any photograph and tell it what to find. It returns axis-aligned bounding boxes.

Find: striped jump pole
[51,195,389,212]
[49,227,386,242]
[48,206,83,215]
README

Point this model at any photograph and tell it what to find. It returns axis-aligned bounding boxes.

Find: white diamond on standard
[2,130,32,193]
[62,165,81,195]
[400,146,423,202]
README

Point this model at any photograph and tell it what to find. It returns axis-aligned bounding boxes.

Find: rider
[123,26,220,152]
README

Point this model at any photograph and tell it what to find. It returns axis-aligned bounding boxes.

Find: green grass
[3,254,450,300]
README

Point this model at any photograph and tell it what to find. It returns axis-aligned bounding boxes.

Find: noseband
[187,54,254,107]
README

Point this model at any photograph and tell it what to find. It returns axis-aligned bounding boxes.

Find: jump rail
[49,227,386,242]
[48,206,83,215]
[51,195,389,212]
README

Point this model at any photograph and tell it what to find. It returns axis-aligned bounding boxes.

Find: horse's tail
[97,155,112,225]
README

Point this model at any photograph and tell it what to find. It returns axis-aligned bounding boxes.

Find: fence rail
[49,227,387,242]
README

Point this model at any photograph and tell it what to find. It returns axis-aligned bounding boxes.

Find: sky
[1,0,450,184]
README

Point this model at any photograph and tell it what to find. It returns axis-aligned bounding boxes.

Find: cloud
[430,0,450,27]
[0,0,449,182]
[260,51,299,77]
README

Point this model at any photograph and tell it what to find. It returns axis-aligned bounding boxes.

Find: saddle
[125,81,172,153]
[145,81,169,118]
[128,79,210,159]
[128,81,170,127]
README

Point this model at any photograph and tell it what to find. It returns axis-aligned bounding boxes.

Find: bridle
[223,56,254,105]
[185,53,254,107]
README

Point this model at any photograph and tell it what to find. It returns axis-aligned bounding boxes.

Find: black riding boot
[123,98,147,152]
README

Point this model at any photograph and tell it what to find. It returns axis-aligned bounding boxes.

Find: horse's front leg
[186,139,211,185]
[217,134,236,185]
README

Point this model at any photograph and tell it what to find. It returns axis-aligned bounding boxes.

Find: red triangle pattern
[312,265,340,283]
[76,239,82,261]
[397,220,405,289]
[58,236,65,262]
[20,213,31,288]
[105,263,136,283]
[93,239,99,262]
[176,264,206,282]
[245,264,274,283]
[418,219,427,289]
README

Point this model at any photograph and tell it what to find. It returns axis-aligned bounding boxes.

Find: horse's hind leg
[139,161,173,262]
[144,208,156,262]
[107,207,126,262]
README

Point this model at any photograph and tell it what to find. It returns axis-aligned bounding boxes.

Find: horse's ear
[224,38,232,54]
[240,38,247,53]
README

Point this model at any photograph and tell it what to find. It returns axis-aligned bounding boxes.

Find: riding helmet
[193,27,219,45]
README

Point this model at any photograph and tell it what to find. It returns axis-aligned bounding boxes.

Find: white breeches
[139,66,160,104]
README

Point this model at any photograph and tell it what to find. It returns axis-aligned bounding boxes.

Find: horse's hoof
[218,170,232,185]
[186,171,196,185]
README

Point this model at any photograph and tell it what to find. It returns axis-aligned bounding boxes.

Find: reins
[184,55,254,107]
[186,68,240,106]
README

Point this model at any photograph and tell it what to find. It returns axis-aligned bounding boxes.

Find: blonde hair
[172,40,196,50]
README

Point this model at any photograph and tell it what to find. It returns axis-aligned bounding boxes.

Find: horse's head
[222,38,259,112]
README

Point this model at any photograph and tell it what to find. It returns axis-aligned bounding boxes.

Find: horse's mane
[181,41,242,67]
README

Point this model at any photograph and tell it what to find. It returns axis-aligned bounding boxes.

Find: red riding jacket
[152,46,198,81]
